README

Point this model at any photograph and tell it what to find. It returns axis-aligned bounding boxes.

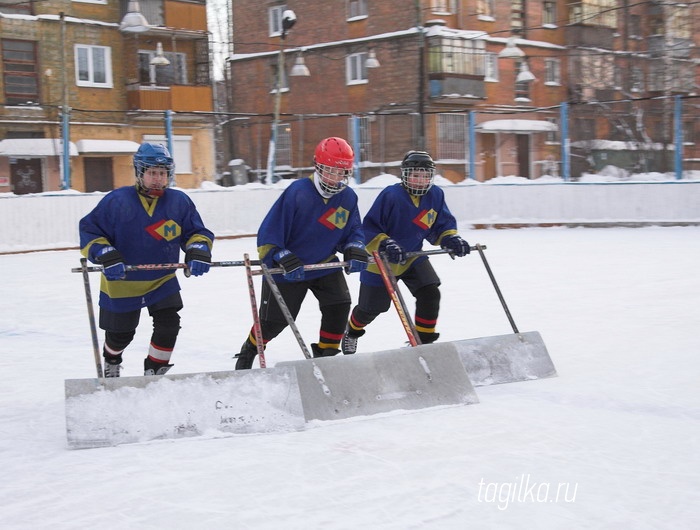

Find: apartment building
[0,0,215,194]
[226,1,697,181]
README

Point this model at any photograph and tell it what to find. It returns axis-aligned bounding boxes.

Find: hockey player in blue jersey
[341,150,471,354]
[79,142,214,377]
[235,137,368,369]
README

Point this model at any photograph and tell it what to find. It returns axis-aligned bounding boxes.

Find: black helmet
[400,151,435,196]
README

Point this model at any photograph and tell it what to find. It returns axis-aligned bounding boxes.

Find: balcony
[429,75,485,100]
[126,84,213,112]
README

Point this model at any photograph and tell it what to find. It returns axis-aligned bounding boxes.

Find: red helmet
[314,137,354,195]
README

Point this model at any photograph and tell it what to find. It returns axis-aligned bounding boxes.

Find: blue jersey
[257,176,364,282]
[79,186,214,312]
[361,183,458,286]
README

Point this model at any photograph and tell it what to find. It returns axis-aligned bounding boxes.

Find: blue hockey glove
[379,238,406,264]
[343,242,369,274]
[185,242,212,277]
[441,235,471,257]
[273,249,305,281]
[95,246,126,281]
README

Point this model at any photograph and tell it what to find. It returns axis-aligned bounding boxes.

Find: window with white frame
[346,53,368,84]
[75,45,112,88]
[431,0,456,14]
[545,58,561,84]
[143,135,192,174]
[476,0,495,18]
[437,113,467,161]
[347,116,372,162]
[569,0,617,28]
[484,52,499,81]
[543,1,557,25]
[347,0,367,19]
[269,4,288,37]
[138,51,187,85]
[428,37,485,76]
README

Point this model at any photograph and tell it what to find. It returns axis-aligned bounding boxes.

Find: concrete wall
[1,180,699,253]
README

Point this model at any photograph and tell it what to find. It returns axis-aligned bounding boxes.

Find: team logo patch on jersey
[413,209,437,229]
[318,207,350,230]
[146,220,181,241]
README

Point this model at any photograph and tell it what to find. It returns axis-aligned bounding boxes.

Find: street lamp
[266,9,298,184]
[120,0,150,33]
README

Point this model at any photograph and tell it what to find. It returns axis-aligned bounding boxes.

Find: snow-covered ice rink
[1,226,698,529]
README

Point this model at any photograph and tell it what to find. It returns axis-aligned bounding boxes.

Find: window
[546,118,559,143]
[484,52,498,81]
[428,37,485,76]
[75,45,112,88]
[476,0,495,18]
[545,58,561,84]
[143,135,192,174]
[543,1,557,26]
[630,67,643,92]
[270,56,289,92]
[275,123,292,167]
[138,51,187,85]
[269,5,288,37]
[0,0,32,14]
[514,59,531,100]
[346,53,369,84]
[2,39,39,105]
[347,0,367,19]
[569,0,617,28]
[437,113,467,160]
[511,0,525,33]
[629,14,641,38]
[431,0,455,14]
[347,116,372,162]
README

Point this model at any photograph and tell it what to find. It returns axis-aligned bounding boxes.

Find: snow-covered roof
[76,140,141,154]
[0,139,79,157]
[476,119,558,133]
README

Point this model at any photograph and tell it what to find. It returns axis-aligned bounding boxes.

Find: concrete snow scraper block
[453,331,557,387]
[64,367,305,449]
[278,343,479,422]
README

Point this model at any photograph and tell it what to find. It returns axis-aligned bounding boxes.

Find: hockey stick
[70,259,257,274]
[250,248,485,276]
[259,264,312,360]
[244,254,266,368]
[372,251,422,347]
[80,258,104,378]
[474,244,519,334]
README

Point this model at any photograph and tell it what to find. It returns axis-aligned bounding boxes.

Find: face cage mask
[401,167,435,196]
[315,162,351,195]
[135,162,173,197]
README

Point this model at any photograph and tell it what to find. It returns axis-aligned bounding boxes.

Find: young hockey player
[341,150,470,354]
[235,136,368,369]
[79,142,214,377]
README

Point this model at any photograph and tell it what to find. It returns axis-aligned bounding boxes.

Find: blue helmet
[133,143,174,195]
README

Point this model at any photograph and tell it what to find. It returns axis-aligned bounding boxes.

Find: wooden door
[10,159,43,195]
[84,158,114,192]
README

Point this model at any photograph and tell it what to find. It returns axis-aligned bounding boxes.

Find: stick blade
[65,368,305,449]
